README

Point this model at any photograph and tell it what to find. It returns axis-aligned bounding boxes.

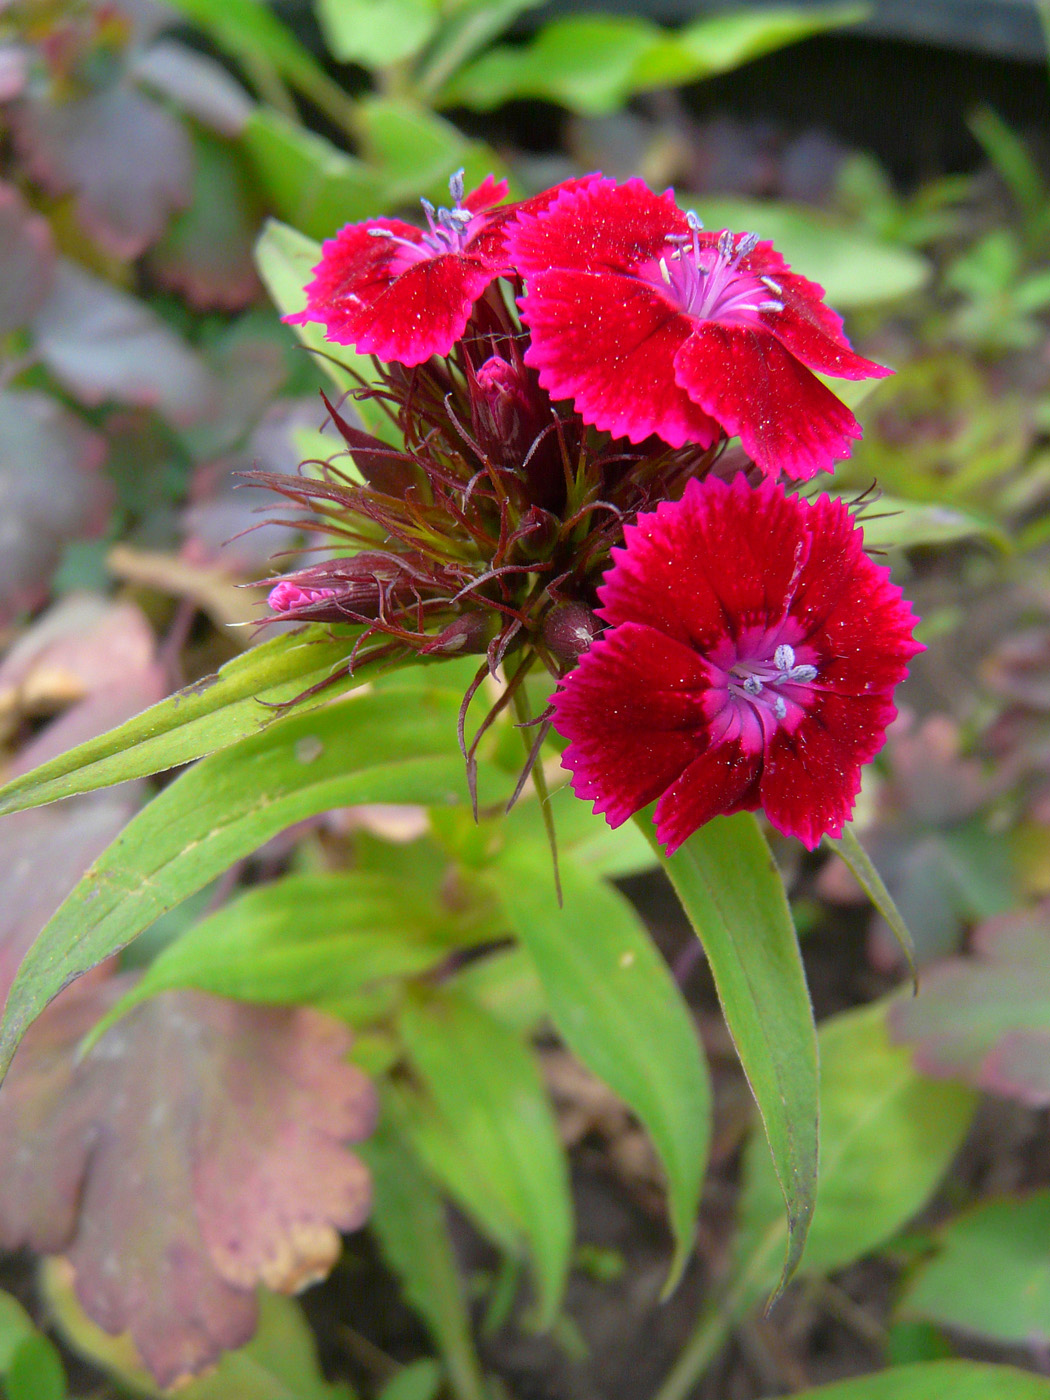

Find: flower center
[703,636,818,754]
[367,168,477,266]
[646,214,784,328]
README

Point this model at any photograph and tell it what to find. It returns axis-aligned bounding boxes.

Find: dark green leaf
[399,989,573,1326]
[315,0,439,67]
[0,686,477,1080]
[378,1360,443,1400]
[244,109,382,239]
[0,1292,34,1373]
[495,842,710,1289]
[656,812,817,1287]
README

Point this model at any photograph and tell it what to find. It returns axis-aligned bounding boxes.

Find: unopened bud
[419,612,494,656]
[542,603,601,666]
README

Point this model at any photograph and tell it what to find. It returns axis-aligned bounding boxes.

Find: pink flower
[508,176,891,480]
[285,171,513,365]
[550,475,922,853]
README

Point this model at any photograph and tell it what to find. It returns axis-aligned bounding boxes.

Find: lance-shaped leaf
[0,686,476,1079]
[0,626,391,817]
[398,988,573,1327]
[494,841,710,1290]
[890,905,1050,1105]
[0,976,375,1387]
[652,811,818,1288]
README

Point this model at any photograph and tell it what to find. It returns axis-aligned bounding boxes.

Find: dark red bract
[550,475,923,853]
[285,172,514,365]
[509,176,891,480]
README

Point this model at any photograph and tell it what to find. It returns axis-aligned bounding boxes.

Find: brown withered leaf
[0,977,376,1387]
[889,903,1050,1106]
[13,83,192,259]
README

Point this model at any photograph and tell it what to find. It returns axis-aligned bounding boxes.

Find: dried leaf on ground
[890,904,1050,1106]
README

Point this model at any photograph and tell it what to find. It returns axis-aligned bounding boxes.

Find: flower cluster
[270,169,919,849]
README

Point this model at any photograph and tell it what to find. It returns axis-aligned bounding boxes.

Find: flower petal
[598,475,813,651]
[520,269,720,447]
[509,174,683,278]
[786,494,924,694]
[673,323,863,479]
[652,740,761,855]
[760,690,898,848]
[552,621,710,828]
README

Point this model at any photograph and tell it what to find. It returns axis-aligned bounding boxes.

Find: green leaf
[849,497,1008,553]
[357,97,501,209]
[162,0,341,109]
[446,945,547,1035]
[494,842,710,1290]
[315,0,439,67]
[901,1191,1050,1345]
[0,626,389,817]
[504,784,658,880]
[655,812,816,1288]
[685,197,930,308]
[86,869,490,1042]
[0,686,477,1081]
[378,1360,443,1400]
[441,7,863,116]
[5,1335,66,1400]
[244,109,382,239]
[360,1119,486,1400]
[734,1001,976,1303]
[398,989,573,1327]
[825,824,916,975]
[0,1292,35,1373]
[415,0,547,102]
[762,1361,1050,1400]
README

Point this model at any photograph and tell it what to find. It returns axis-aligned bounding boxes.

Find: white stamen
[717,229,734,259]
[449,167,465,205]
[759,299,784,313]
[659,257,672,285]
[761,276,783,295]
[737,231,760,257]
[743,675,763,695]
[685,210,704,231]
[791,663,818,682]
[774,644,796,672]
[774,696,787,721]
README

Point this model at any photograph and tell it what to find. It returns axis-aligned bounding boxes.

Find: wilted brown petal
[0,981,376,1387]
[0,181,55,334]
[13,85,192,259]
[33,261,213,425]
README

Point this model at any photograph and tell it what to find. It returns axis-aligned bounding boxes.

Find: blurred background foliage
[3,0,1050,1397]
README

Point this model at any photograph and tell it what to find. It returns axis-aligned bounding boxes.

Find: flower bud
[542,602,601,667]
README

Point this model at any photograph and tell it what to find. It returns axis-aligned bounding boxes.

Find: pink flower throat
[646,216,784,328]
[368,168,476,266]
[704,636,818,754]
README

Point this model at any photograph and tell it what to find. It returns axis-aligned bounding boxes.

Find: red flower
[508,176,891,480]
[550,475,922,853]
[285,171,513,365]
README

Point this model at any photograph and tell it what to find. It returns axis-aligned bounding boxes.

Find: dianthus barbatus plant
[263,169,914,847]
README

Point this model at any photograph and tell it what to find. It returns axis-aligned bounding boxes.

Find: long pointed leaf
[495,842,710,1290]
[652,811,818,1289]
[0,627,388,817]
[0,687,476,1080]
